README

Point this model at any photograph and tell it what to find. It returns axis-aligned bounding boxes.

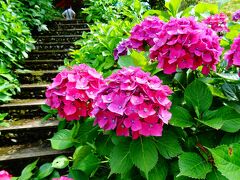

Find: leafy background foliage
[0,0,59,104]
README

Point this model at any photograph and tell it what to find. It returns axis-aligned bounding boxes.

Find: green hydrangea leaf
[178,152,212,179]
[50,129,74,150]
[36,163,54,179]
[209,143,240,180]
[109,142,133,176]
[201,106,240,133]
[155,130,183,159]
[149,157,168,180]
[52,155,69,169]
[130,138,158,179]
[206,169,227,180]
[170,106,194,128]
[184,80,212,117]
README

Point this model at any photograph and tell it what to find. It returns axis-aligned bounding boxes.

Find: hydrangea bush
[43,1,240,179]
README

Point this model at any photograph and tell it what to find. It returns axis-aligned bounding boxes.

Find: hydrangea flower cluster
[232,10,240,21]
[202,13,229,35]
[45,64,105,121]
[0,170,11,180]
[224,34,240,69]
[114,16,164,60]
[150,17,223,75]
[92,67,172,139]
[129,16,165,50]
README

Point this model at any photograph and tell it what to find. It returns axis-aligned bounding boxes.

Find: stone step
[34,42,78,51]
[16,70,58,84]
[28,50,70,60]
[0,118,58,146]
[51,23,89,30]
[0,143,72,162]
[1,125,56,146]
[24,59,64,70]
[39,28,90,36]
[13,83,49,99]
[50,19,86,24]
[0,118,58,131]
[0,99,46,120]
[34,35,81,43]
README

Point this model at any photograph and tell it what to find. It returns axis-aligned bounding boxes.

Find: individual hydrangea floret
[224,34,240,69]
[150,17,223,75]
[202,13,229,35]
[114,16,164,60]
[232,10,240,21]
[52,176,73,180]
[0,170,12,180]
[92,67,172,139]
[45,64,105,121]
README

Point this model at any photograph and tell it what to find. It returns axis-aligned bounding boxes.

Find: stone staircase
[0,19,88,174]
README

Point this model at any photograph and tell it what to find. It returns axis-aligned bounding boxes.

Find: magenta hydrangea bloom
[224,34,240,69]
[232,10,240,21]
[150,17,223,75]
[45,64,105,121]
[129,16,165,50]
[0,170,12,180]
[114,16,164,60]
[202,13,229,35]
[92,67,172,139]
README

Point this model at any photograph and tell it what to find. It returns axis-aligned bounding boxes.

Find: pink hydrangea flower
[92,67,172,139]
[129,16,165,50]
[224,34,240,70]
[114,16,164,60]
[52,176,73,180]
[0,170,12,180]
[46,64,105,121]
[232,10,240,21]
[202,13,229,35]
[150,17,223,75]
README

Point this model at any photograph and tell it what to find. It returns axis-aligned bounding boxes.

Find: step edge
[20,83,49,88]
[0,119,58,131]
[0,99,46,107]
[0,145,72,161]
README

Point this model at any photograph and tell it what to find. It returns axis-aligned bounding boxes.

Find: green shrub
[13,0,60,31]
[81,0,150,23]
[0,0,58,103]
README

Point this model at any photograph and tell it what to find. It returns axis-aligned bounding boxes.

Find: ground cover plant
[5,0,240,179]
